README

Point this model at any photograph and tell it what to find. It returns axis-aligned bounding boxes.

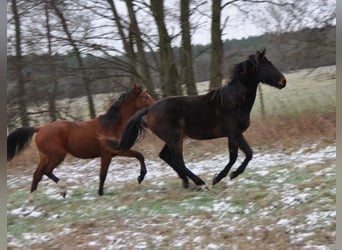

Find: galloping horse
[7,84,155,202]
[112,49,286,190]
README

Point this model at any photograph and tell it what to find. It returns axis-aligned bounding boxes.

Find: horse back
[35,120,101,158]
[147,95,242,140]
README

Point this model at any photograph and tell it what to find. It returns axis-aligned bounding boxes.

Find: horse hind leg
[159,144,189,188]
[29,164,45,203]
[29,154,66,202]
[46,172,66,198]
[45,155,66,197]
[170,140,208,189]
[160,143,208,190]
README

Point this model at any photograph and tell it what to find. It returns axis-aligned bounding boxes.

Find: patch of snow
[277,218,291,226]
[7,143,336,249]
[10,205,43,218]
[290,232,315,243]
[22,232,54,244]
[205,243,220,250]
[193,236,203,243]
[282,193,310,206]
[88,241,99,246]
[212,201,230,212]
[255,169,269,176]
[305,211,336,227]
[134,242,148,249]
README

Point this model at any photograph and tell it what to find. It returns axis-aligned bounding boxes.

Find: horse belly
[67,141,100,158]
[185,126,226,140]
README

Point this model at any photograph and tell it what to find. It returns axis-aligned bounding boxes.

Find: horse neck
[240,77,258,114]
[100,100,137,133]
[118,103,138,125]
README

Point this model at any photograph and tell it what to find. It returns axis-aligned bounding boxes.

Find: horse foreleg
[98,155,112,196]
[213,138,238,185]
[117,150,147,184]
[229,134,252,180]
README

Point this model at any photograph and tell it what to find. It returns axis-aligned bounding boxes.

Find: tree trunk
[180,0,197,95]
[107,0,138,84]
[11,0,29,127]
[209,0,223,90]
[125,0,158,99]
[51,2,96,118]
[44,0,58,121]
[150,0,181,96]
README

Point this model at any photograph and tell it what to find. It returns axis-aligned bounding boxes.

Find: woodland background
[7,0,336,129]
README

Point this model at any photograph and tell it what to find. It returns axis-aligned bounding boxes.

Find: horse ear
[259,48,266,58]
[133,83,142,93]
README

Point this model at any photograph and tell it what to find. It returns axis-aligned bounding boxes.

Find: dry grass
[7,110,336,175]
[245,111,336,150]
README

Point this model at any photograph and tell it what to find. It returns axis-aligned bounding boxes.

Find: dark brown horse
[113,49,286,190]
[7,84,155,202]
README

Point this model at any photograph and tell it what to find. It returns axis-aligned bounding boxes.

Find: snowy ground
[7,142,335,249]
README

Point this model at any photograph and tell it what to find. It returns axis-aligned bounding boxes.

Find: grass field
[7,66,336,249]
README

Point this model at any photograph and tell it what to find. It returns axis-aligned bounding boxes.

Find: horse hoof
[200,184,211,191]
[212,176,219,185]
[137,175,144,184]
[60,192,67,198]
[182,181,189,189]
[28,192,36,203]
[230,171,238,180]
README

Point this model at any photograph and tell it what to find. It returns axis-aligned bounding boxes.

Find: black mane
[209,57,257,109]
[100,88,135,125]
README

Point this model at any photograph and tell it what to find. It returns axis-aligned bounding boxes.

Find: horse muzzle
[277,75,286,89]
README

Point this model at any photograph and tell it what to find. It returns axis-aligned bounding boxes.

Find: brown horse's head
[132,83,155,110]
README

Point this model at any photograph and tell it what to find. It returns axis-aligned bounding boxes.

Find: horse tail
[115,108,150,151]
[7,127,38,161]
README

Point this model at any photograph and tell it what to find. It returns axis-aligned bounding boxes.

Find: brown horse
[7,84,155,202]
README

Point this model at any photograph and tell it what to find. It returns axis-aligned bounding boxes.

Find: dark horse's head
[245,49,286,89]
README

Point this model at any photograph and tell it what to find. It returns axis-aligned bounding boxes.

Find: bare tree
[44,0,58,121]
[150,0,181,96]
[10,0,29,127]
[209,0,223,90]
[106,0,137,83]
[125,0,158,98]
[51,0,96,118]
[180,0,197,95]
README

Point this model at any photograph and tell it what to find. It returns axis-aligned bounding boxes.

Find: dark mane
[209,58,254,109]
[100,88,135,125]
